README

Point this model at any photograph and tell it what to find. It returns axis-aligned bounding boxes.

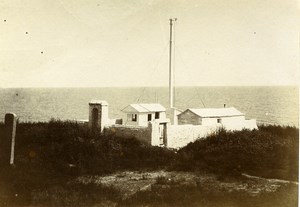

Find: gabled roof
[122,103,166,113]
[182,107,244,118]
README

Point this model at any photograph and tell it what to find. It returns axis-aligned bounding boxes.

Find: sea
[0,86,298,126]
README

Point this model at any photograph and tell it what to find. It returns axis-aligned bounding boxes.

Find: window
[148,114,152,121]
[155,112,160,119]
[132,114,137,122]
[217,118,222,124]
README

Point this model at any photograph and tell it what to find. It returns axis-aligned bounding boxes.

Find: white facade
[178,107,257,131]
[122,103,167,127]
[125,112,166,126]
[201,115,245,126]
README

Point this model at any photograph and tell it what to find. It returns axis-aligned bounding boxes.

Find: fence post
[4,113,17,165]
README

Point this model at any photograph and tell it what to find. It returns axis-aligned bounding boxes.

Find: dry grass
[0,121,298,206]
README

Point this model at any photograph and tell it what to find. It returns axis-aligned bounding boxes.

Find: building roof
[122,103,166,113]
[184,107,244,118]
[89,100,108,105]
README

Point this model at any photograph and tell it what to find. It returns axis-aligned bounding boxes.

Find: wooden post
[4,113,17,165]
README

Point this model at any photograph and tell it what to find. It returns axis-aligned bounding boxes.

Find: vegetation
[1,120,174,174]
[0,120,174,206]
[173,125,298,181]
[122,179,298,207]
[0,120,298,206]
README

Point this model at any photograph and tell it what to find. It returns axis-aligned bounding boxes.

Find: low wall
[222,119,258,131]
[108,118,123,125]
[244,119,258,130]
[104,125,151,145]
[104,119,258,149]
[167,124,221,149]
[149,121,160,146]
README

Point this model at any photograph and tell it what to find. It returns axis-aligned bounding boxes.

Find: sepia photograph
[0,0,298,206]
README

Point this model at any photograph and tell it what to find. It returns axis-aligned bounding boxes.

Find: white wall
[125,113,140,126]
[104,121,166,147]
[104,117,257,150]
[244,119,258,130]
[167,124,221,149]
[202,116,258,131]
[138,113,148,126]
[125,112,167,127]
[139,112,166,126]
[166,118,257,149]
[201,116,245,126]
[159,112,166,120]
[149,121,161,146]
[223,119,258,131]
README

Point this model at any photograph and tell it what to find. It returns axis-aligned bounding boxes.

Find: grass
[1,119,174,174]
[0,120,298,206]
[122,181,298,207]
[0,120,175,206]
[173,125,298,181]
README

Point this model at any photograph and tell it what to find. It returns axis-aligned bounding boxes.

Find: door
[159,123,167,146]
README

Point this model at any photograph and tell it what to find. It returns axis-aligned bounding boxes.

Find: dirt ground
[76,170,297,200]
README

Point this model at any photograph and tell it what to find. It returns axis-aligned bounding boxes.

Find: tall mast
[169,18,177,108]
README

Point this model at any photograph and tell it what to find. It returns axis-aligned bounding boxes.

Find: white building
[89,100,109,132]
[122,103,167,126]
[88,100,258,149]
[177,107,257,131]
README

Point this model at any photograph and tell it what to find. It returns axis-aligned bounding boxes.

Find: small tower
[89,100,109,133]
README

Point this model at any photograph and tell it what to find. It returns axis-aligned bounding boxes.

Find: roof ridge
[137,103,150,112]
[189,107,235,110]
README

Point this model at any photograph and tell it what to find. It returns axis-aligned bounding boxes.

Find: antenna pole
[169,18,176,108]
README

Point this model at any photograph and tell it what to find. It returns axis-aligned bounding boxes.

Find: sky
[0,0,299,87]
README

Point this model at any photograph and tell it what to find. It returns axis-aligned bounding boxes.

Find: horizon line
[0,85,298,89]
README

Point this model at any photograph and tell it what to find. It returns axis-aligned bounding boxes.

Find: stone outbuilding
[89,100,109,132]
[122,103,167,126]
[177,107,257,130]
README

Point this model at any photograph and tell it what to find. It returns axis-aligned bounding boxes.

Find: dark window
[155,112,160,119]
[148,114,152,121]
[217,118,222,123]
[132,114,137,122]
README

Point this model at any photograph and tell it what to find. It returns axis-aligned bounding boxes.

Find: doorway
[92,108,99,129]
[159,123,167,146]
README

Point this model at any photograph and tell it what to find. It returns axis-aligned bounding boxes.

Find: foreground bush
[3,120,175,175]
[0,121,298,206]
[173,126,298,181]
[0,120,175,206]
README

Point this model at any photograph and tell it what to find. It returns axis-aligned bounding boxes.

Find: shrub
[0,121,298,206]
[172,127,298,181]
